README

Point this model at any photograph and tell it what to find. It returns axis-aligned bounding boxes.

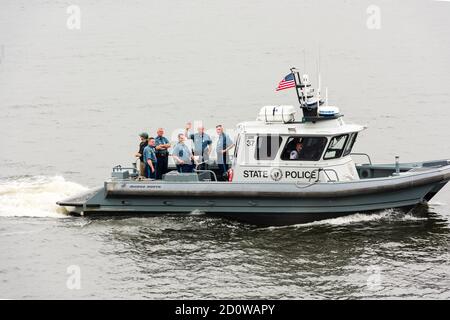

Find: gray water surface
[0,0,449,299]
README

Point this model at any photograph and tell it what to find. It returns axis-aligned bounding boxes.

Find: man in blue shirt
[215,125,234,180]
[143,137,157,179]
[185,122,212,170]
[155,128,171,180]
[172,133,197,173]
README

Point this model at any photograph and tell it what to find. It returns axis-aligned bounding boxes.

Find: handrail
[112,165,122,172]
[322,168,339,182]
[194,161,218,181]
[193,169,218,182]
[113,165,137,172]
[308,168,322,183]
[306,167,340,183]
[350,152,372,165]
[112,164,138,176]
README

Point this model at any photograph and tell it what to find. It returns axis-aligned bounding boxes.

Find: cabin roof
[236,118,365,136]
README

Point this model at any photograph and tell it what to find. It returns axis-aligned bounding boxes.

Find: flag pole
[290,67,304,108]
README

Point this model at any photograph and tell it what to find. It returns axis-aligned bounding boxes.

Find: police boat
[57,69,450,226]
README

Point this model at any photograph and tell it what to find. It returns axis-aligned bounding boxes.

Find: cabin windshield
[343,132,358,156]
[280,136,328,161]
[324,134,349,160]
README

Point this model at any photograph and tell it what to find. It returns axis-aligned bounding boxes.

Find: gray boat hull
[57,160,450,226]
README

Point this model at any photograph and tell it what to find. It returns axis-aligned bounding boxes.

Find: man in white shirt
[172,133,197,173]
[290,142,303,160]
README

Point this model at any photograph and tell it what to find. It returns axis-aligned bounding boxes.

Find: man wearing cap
[154,128,171,180]
[185,122,212,170]
[134,132,149,177]
[143,137,157,179]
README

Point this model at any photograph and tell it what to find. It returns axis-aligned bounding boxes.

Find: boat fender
[228,168,234,182]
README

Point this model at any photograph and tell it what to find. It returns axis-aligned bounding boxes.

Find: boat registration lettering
[285,170,317,180]
[243,170,269,178]
[126,184,161,189]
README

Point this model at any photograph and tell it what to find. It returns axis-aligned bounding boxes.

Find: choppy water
[1,0,450,299]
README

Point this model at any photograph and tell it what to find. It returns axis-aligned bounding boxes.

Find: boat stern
[56,186,104,215]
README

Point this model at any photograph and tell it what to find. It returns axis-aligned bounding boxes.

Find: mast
[290,67,304,107]
[290,67,318,120]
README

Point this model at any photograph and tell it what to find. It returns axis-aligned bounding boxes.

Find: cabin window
[280,136,328,161]
[255,135,283,160]
[343,132,358,157]
[324,134,349,160]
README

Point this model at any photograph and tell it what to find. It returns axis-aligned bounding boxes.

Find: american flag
[276,73,296,91]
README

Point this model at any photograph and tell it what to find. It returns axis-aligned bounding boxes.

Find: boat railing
[350,153,373,165]
[321,168,339,182]
[194,162,218,181]
[113,164,139,173]
[307,168,340,183]
[112,164,139,179]
[295,167,339,189]
[193,169,218,182]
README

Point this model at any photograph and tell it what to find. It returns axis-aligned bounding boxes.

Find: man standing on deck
[185,122,212,170]
[143,137,157,179]
[215,125,234,180]
[134,132,148,177]
[172,133,197,173]
[155,128,171,179]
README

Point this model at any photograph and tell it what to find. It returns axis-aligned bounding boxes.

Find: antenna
[303,50,306,75]
[317,73,321,108]
[325,87,329,106]
[316,47,321,109]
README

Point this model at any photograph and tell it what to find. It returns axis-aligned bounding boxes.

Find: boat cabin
[229,105,365,183]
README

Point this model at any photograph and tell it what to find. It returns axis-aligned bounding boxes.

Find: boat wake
[429,201,446,207]
[304,209,427,227]
[264,209,428,230]
[0,176,88,218]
